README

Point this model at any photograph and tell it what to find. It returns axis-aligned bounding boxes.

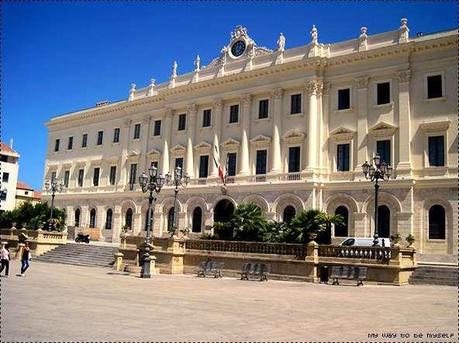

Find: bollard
[114,252,124,271]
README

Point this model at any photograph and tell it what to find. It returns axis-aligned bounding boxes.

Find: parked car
[340,237,391,247]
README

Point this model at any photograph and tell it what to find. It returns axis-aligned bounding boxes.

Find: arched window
[125,208,133,230]
[144,208,153,231]
[105,209,113,230]
[167,207,175,230]
[429,205,445,239]
[377,205,390,238]
[192,207,203,233]
[74,209,80,227]
[334,206,349,237]
[89,209,96,228]
[283,206,296,224]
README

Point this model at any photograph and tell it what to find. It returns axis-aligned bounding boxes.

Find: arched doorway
[334,206,349,237]
[167,207,175,230]
[74,209,80,227]
[283,205,296,224]
[105,209,113,230]
[213,199,235,223]
[377,205,390,238]
[89,209,96,228]
[125,208,133,230]
[192,207,203,233]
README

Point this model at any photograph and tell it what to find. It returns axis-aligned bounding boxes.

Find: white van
[340,237,391,247]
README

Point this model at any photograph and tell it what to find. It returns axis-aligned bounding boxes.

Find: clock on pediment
[231,40,246,57]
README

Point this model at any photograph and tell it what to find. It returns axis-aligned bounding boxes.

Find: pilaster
[239,94,251,175]
[395,70,412,177]
[119,119,131,186]
[186,104,197,178]
[139,115,151,174]
[355,77,369,166]
[161,108,173,175]
[305,79,323,177]
[210,99,223,177]
[270,88,283,174]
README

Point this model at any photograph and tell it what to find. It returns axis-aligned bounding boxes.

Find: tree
[0,202,66,231]
[315,212,344,245]
[230,203,268,242]
[263,220,288,243]
[284,209,325,244]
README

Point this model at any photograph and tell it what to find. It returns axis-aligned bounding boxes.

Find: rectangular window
[202,109,212,127]
[288,147,301,173]
[2,172,9,183]
[337,144,350,171]
[150,161,159,169]
[63,170,70,187]
[428,136,445,167]
[175,157,184,170]
[97,131,104,145]
[82,133,88,148]
[129,164,137,190]
[229,105,239,123]
[77,169,84,187]
[199,155,209,178]
[67,137,73,150]
[93,167,100,186]
[227,153,237,177]
[377,140,391,165]
[256,150,267,175]
[338,89,350,110]
[133,123,141,139]
[154,120,161,136]
[54,139,60,152]
[427,75,443,99]
[258,99,269,119]
[113,128,120,143]
[178,114,186,131]
[377,82,390,105]
[290,94,302,114]
[109,166,116,185]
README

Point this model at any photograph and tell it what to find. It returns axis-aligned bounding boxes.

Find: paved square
[1,261,457,342]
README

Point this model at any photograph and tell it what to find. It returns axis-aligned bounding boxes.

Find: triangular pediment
[194,141,212,152]
[250,134,271,147]
[329,127,355,142]
[368,122,398,137]
[221,138,240,148]
[419,120,450,133]
[147,148,161,157]
[127,150,141,160]
[170,144,186,154]
[282,129,306,143]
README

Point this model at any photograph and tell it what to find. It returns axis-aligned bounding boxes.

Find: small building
[16,181,41,207]
[0,141,20,212]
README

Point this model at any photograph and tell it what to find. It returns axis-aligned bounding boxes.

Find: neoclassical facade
[43,22,457,260]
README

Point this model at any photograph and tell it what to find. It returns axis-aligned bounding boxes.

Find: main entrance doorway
[377,205,390,238]
[213,199,235,239]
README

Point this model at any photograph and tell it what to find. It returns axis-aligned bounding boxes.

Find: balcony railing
[318,245,392,261]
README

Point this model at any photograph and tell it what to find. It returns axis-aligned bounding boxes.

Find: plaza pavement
[1,261,457,342]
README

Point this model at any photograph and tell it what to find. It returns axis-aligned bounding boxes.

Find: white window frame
[285,145,302,174]
[332,140,354,173]
[152,119,162,138]
[424,131,447,169]
[373,137,395,169]
[253,148,269,175]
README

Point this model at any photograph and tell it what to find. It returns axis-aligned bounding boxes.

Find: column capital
[240,93,252,105]
[395,69,411,83]
[270,87,283,99]
[305,79,323,96]
[187,103,197,115]
[213,98,223,110]
[123,119,132,128]
[142,116,150,124]
[354,76,369,89]
[322,82,331,95]
[164,107,174,118]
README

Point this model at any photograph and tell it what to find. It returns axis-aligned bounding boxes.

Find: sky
[2,1,457,190]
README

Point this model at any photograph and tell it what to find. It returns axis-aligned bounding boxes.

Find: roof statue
[194,55,201,72]
[310,25,318,45]
[359,27,368,51]
[171,61,178,79]
[277,33,285,52]
[399,18,409,43]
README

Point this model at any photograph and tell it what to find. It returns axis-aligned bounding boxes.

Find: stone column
[355,77,369,167]
[270,88,283,174]
[139,115,151,174]
[119,119,131,186]
[210,99,223,177]
[81,205,89,227]
[161,108,173,175]
[320,83,331,170]
[305,79,322,173]
[395,70,412,177]
[239,94,251,175]
[185,104,197,178]
[112,205,122,243]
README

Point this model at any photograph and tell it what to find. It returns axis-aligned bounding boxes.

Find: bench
[240,263,270,281]
[196,261,224,278]
[329,265,367,286]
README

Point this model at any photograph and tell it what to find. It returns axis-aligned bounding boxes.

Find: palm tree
[230,203,268,242]
[315,212,345,245]
[263,220,287,242]
[285,209,325,243]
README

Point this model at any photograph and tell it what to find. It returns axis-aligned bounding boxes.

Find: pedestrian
[17,241,31,276]
[0,242,10,277]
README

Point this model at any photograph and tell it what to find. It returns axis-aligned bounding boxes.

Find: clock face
[231,40,246,57]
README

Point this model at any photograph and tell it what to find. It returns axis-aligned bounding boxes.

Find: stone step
[409,265,458,286]
[37,259,113,268]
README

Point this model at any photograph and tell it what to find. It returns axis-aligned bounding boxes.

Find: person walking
[17,241,31,276]
[0,243,10,277]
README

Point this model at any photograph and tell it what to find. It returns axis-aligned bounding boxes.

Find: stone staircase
[35,242,118,268]
[409,264,458,286]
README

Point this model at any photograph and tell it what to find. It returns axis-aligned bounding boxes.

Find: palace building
[43,21,457,260]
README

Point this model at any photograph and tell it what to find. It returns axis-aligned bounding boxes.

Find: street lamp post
[362,154,393,246]
[44,176,64,231]
[138,165,166,278]
[166,166,190,235]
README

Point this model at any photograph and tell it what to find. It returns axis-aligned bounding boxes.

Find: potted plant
[405,234,415,247]
[391,233,402,245]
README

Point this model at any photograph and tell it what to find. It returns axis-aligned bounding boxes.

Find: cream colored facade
[1,142,20,212]
[43,22,457,260]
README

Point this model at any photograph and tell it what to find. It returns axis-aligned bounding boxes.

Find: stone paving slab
[0,261,457,342]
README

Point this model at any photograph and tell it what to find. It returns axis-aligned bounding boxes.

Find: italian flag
[213,145,225,184]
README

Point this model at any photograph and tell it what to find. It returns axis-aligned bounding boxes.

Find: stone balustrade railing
[185,239,307,259]
[318,245,393,261]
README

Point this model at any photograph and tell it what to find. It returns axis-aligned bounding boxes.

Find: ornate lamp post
[138,165,166,278]
[44,176,64,231]
[362,154,393,246]
[166,166,190,235]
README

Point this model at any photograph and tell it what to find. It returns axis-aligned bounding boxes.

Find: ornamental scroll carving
[305,80,323,96]
[241,94,252,106]
[213,99,223,110]
[271,88,283,99]
[354,76,369,89]
[395,70,411,83]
